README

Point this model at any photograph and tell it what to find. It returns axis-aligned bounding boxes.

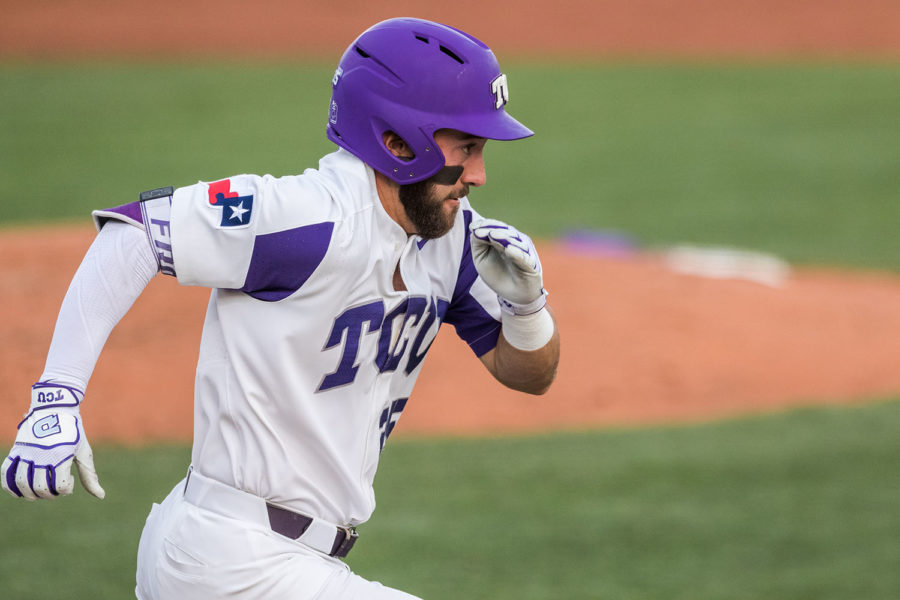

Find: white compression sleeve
[40,221,158,389]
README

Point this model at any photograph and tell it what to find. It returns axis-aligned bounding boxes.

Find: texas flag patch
[207,179,254,227]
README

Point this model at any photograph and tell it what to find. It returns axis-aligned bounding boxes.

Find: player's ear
[382,131,414,161]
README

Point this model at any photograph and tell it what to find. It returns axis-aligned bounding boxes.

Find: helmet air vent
[439,45,464,64]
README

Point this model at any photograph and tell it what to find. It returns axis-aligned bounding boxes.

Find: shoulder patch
[207,179,254,228]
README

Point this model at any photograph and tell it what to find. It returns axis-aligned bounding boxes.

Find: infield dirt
[3,224,900,442]
[2,1,899,442]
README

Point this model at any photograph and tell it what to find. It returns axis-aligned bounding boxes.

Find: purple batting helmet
[326,17,533,184]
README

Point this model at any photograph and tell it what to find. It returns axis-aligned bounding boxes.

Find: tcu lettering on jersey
[317,296,449,392]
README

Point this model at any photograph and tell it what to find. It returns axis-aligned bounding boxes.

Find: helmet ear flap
[371,118,446,183]
[381,131,414,161]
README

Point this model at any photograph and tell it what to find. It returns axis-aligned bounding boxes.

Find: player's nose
[462,155,486,187]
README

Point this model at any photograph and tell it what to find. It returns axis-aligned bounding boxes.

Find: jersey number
[379,398,408,451]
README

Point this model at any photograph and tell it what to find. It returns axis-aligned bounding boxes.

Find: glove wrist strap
[29,382,83,411]
[497,289,548,316]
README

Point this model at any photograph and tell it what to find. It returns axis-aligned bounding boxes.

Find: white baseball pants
[135,476,422,600]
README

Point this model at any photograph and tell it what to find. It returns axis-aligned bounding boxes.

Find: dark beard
[398,178,457,240]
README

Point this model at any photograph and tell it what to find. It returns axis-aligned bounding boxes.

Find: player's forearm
[41,221,157,389]
[487,306,560,395]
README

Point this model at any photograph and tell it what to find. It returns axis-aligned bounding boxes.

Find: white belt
[182,468,358,558]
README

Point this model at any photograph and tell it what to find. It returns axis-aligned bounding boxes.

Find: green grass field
[2,62,900,268]
[1,400,898,599]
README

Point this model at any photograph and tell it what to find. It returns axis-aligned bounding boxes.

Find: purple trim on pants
[242,222,335,302]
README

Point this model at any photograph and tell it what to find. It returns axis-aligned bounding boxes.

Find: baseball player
[2,17,560,599]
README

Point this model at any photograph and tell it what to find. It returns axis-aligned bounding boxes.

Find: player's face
[399,130,487,240]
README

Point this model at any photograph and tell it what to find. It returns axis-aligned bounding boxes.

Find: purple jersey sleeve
[239,222,335,301]
[442,209,502,357]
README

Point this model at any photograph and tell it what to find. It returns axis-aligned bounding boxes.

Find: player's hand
[1,383,105,500]
[469,218,547,315]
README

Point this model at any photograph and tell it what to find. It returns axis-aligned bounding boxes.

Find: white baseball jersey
[94,148,502,527]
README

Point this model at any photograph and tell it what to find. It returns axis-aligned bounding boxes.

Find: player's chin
[444,199,460,224]
[418,206,458,240]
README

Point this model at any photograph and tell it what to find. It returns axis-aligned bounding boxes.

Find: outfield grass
[1,400,898,599]
[2,62,900,269]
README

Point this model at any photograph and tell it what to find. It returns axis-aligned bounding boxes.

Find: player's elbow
[480,338,560,395]
[526,369,558,396]
[502,364,558,396]
[532,376,556,396]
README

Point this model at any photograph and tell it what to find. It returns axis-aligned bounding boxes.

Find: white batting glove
[2,383,105,500]
[469,218,547,315]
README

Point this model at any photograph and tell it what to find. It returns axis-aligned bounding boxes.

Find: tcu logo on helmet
[491,74,510,109]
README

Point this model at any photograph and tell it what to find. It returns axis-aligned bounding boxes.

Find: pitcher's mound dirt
[2,224,899,443]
